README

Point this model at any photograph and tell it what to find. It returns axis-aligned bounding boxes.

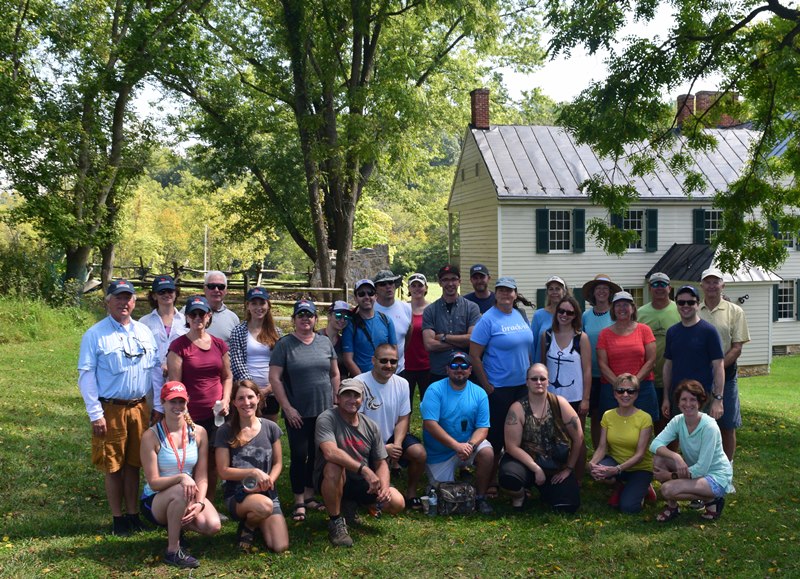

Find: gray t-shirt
[271,333,336,417]
[215,418,283,499]
[207,305,240,344]
[422,296,481,375]
[314,408,387,483]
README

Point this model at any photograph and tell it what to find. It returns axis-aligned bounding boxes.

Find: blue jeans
[599,456,653,514]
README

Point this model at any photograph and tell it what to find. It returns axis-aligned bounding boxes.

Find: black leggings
[487,385,527,456]
[401,369,434,412]
[286,417,318,495]
[498,454,581,514]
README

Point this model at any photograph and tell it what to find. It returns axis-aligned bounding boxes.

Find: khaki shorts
[91,401,148,473]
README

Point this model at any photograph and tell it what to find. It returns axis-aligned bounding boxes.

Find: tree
[158,0,544,289]
[545,0,800,272]
[0,0,207,284]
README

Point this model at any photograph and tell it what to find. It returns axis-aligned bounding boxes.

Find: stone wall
[310,244,390,296]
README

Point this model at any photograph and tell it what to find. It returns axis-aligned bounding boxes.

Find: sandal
[406,497,423,510]
[656,504,680,522]
[237,520,256,552]
[304,499,326,512]
[291,504,307,522]
[701,496,725,520]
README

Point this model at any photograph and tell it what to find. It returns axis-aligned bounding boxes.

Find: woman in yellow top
[588,373,656,513]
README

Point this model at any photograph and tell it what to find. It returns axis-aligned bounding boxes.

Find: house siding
[771,247,800,348]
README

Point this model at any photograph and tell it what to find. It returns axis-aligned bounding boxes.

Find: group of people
[77,264,746,564]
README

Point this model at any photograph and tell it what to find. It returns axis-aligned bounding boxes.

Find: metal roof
[646,243,782,283]
[473,125,760,199]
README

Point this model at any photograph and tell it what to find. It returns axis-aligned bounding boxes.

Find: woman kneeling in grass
[140,381,222,569]
[216,380,289,553]
[650,379,732,522]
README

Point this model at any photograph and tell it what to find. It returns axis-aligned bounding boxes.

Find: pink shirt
[169,335,228,420]
[597,323,655,383]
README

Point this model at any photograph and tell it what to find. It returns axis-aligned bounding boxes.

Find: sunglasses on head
[676,299,698,306]
[650,281,669,288]
[296,311,315,319]
[556,308,576,316]
[333,312,351,320]
[615,388,638,395]
[378,358,399,365]
[356,290,376,298]
[449,362,470,370]
[157,289,175,295]
[205,283,226,291]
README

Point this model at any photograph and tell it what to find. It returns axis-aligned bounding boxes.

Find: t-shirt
[215,418,283,499]
[206,305,240,344]
[529,308,554,364]
[582,308,613,378]
[271,333,336,417]
[422,296,481,375]
[664,320,724,392]
[404,312,430,372]
[544,330,584,402]
[341,312,397,373]
[470,306,533,388]
[314,408,388,483]
[356,371,411,443]
[374,301,412,373]
[600,409,654,471]
[596,323,656,383]
[637,302,680,390]
[168,335,229,421]
[420,378,490,464]
[463,291,495,314]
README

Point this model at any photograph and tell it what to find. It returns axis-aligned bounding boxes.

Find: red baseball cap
[161,381,189,401]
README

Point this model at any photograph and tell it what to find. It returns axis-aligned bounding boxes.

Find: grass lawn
[0,297,798,577]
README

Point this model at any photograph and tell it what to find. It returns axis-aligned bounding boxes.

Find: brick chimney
[676,94,694,127]
[695,90,740,127]
[470,88,490,130]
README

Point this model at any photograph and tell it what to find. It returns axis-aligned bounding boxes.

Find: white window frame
[704,209,723,244]
[549,209,572,252]
[624,210,644,250]
[777,280,795,321]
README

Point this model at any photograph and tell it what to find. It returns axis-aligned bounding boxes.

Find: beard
[449,374,469,387]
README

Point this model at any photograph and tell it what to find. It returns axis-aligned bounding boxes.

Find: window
[611,208,658,252]
[624,210,644,249]
[628,287,644,307]
[536,208,585,254]
[549,210,572,251]
[779,231,795,249]
[777,281,795,321]
[703,209,723,243]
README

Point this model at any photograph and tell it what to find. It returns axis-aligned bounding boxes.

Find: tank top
[142,422,198,497]
[544,330,583,403]
[519,395,568,467]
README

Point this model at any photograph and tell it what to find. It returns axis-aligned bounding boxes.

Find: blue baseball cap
[151,275,176,292]
[293,300,317,315]
[246,287,270,301]
[185,295,211,314]
[107,279,135,296]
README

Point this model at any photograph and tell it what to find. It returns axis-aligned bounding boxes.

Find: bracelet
[565,465,574,471]
[616,465,623,475]
[357,463,365,476]
[195,501,205,512]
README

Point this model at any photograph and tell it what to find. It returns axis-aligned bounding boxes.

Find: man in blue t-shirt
[342,279,397,375]
[662,285,725,421]
[420,351,494,515]
[463,264,495,314]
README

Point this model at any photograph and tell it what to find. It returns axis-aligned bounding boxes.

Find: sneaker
[645,484,658,504]
[328,517,354,547]
[164,547,200,569]
[476,498,494,515]
[341,498,362,526]
[688,499,705,510]
[608,483,624,508]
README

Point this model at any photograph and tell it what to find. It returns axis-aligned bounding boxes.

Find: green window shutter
[646,208,658,252]
[773,284,779,322]
[573,209,585,253]
[610,213,623,229]
[770,219,779,239]
[693,208,706,244]
[573,287,585,312]
[536,208,549,254]
[536,288,546,310]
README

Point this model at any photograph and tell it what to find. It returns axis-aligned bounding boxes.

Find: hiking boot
[111,516,130,537]
[125,513,146,534]
[164,547,200,569]
[328,517,354,547]
[476,498,494,515]
[341,498,362,526]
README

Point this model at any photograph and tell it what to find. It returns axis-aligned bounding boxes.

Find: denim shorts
[705,475,726,498]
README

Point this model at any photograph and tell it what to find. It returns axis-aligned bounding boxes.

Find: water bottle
[428,486,438,516]
[213,400,225,427]
[242,476,258,491]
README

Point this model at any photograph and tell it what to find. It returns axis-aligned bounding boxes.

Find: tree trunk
[100,242,116,289]
[65,245,92,283]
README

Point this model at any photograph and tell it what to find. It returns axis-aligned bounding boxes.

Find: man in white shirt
[373,270,412,373]
[357,343,426,509]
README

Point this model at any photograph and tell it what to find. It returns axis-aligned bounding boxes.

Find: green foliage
[0,296,92,344]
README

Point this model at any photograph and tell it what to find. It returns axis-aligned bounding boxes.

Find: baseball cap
[151,275,176,292]
[338,378,365,396]
[449,351,471,364]
[701,267,725,281]
[246,287,270,301]
[293,300,317,315]
[331,300,351,313]
[470,264,490,277]
[408,273,427,286]
[649,272,670,285]
[545,275,567,289]
[185,295,211,314]
[676,285,700,299]
[161,381,189,401]
[438,264,461,279]
[107,279,135,296]
[612,291,635,303]
[354,279,375,291]
[495,276,517,290]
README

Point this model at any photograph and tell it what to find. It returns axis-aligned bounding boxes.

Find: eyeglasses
[157,289,175,295]
[378,358,399,365]
[296,311,315,319]
[356,290,375,298]
[333,312,351,320]
[449,362,471,370]
[676,299,698,306]
[205,283,226,291]
[650,281,669,288]
[614,388,639,395]
[439,277,459,284]
[187,310,207,318]
[528,376,548,382]
[556,308,576,316]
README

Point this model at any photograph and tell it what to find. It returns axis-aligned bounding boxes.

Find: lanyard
[162,420,187,473]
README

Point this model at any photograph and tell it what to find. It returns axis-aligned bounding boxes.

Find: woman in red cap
[140,381,221,569]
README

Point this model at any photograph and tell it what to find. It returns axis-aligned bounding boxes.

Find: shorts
[712,376,742,430]
[386,432,423,468]
[705,475,726,498]
[589,377,602,412]
[225,491,283,520]
[316,471,380,506]
[140,493,165,527]
[426,440,492,484]
[92,400,148,473]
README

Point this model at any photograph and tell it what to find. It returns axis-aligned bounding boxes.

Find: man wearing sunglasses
[662,285,724,423]
[356,344,426,510]
[373,270,412,374]
[342,279,397,377]
[638,272,680,432]
[201,270,239,344]
[78,279,158,536]
[420,352,494,515]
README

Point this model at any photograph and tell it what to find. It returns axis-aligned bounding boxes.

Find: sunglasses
[333,312,351,320]
[205,283,226,291]
[378,358,399,365]
[296,311,315,319]
[356,290,376,298]
[615,388,638,395]
[449,362,471,370]
[375,281,394,287]
[556,308,576,316]
[676,299,698,306]
[157,289,175,295]
[529,376,547,382]
[650,281,669,288]
[187,310,207,318]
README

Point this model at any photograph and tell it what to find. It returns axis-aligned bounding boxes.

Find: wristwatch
[713,393,724,401]
[440,333,447,343]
